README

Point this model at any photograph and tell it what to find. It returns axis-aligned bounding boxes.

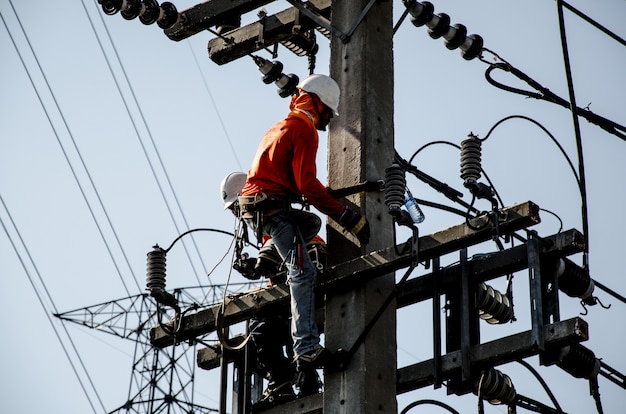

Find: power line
[556,0,590,271]
[559,0,626,47]
[3,0,141,298]
[82,0,211,289]
[0,193,105,413]
[185,40,244,171]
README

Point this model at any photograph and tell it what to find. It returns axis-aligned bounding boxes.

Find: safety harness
[238,193,293,243]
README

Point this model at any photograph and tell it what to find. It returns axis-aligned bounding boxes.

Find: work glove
[339,207,370,244]
[233,257,260,280]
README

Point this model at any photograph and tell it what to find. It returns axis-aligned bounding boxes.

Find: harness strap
[238,193,291,219]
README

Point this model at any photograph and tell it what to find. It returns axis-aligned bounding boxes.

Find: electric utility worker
[220,172,300,407]
[238,74,371,379]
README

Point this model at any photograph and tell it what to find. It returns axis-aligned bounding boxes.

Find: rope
[216,219,253,351]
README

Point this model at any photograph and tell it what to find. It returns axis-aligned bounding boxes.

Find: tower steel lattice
[54,283,257,414]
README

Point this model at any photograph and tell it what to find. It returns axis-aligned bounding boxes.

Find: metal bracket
[344,0,379,39]
[328,179,384,198]
[527,234,545,351]
[286,0,379,43]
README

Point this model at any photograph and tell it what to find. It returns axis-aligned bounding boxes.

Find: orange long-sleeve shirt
[241,93,346,219]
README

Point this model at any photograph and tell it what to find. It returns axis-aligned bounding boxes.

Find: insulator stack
[384,163,407,213]
[99,0,124,15]
[154,1,178,29]
[98,0,179,30]
[460,135,482,184]
[146,245,179,309]
[120,0,142,20]
[403,0,484,60]
[553,258,595,301]
[477,282,513,324]
[252,56,300,97]
[478,368,517,405]
[146,245,167,295]
[557,344,600,379]
[274,74,300,98]
[254,56,283,84]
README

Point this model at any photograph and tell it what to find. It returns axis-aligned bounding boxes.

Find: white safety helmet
[297,74,340,116]
[220,172,247,210]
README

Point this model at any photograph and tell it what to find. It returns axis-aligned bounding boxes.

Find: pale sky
[1,1,625,413]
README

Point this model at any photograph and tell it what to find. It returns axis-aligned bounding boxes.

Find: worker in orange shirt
[237,74,370,390]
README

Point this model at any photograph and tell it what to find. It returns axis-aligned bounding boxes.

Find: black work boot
[295,347,329,372]
[251,380,296,411]
[296,368,322,398]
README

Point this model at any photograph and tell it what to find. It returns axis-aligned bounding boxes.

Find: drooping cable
[516,359,565,414]
[400,399,461,414]
[481,53,626,141]
[481,115,581,216]
[200,224,246,304]
[0,194,105,413]
[473,115,586,245]
[144,228,243,311]
[84,0,210,290]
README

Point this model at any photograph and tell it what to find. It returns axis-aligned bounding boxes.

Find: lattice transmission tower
[55,283,256,413]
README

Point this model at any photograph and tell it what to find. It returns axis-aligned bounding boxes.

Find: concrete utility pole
[326,1,397,412]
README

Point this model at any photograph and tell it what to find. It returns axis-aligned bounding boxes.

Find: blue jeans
[247,210,322,358]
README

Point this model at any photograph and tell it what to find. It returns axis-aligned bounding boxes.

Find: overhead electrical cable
[559,0,626,47]
[186,40,244,171]
[0,194,104,414]
[556,0,590,270]
[516,359,565,413]
[481,115,581,188]
[82,0,210,289]
[4,1,141,298]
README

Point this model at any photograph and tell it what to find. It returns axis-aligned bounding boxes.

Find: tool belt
[238,193,291,220]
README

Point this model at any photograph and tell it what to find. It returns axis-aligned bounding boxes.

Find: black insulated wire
[560,0,626,47]
[483,58,626,141]
[557,0,590,272]
[516,359,565,413]
[401,399,461,414]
